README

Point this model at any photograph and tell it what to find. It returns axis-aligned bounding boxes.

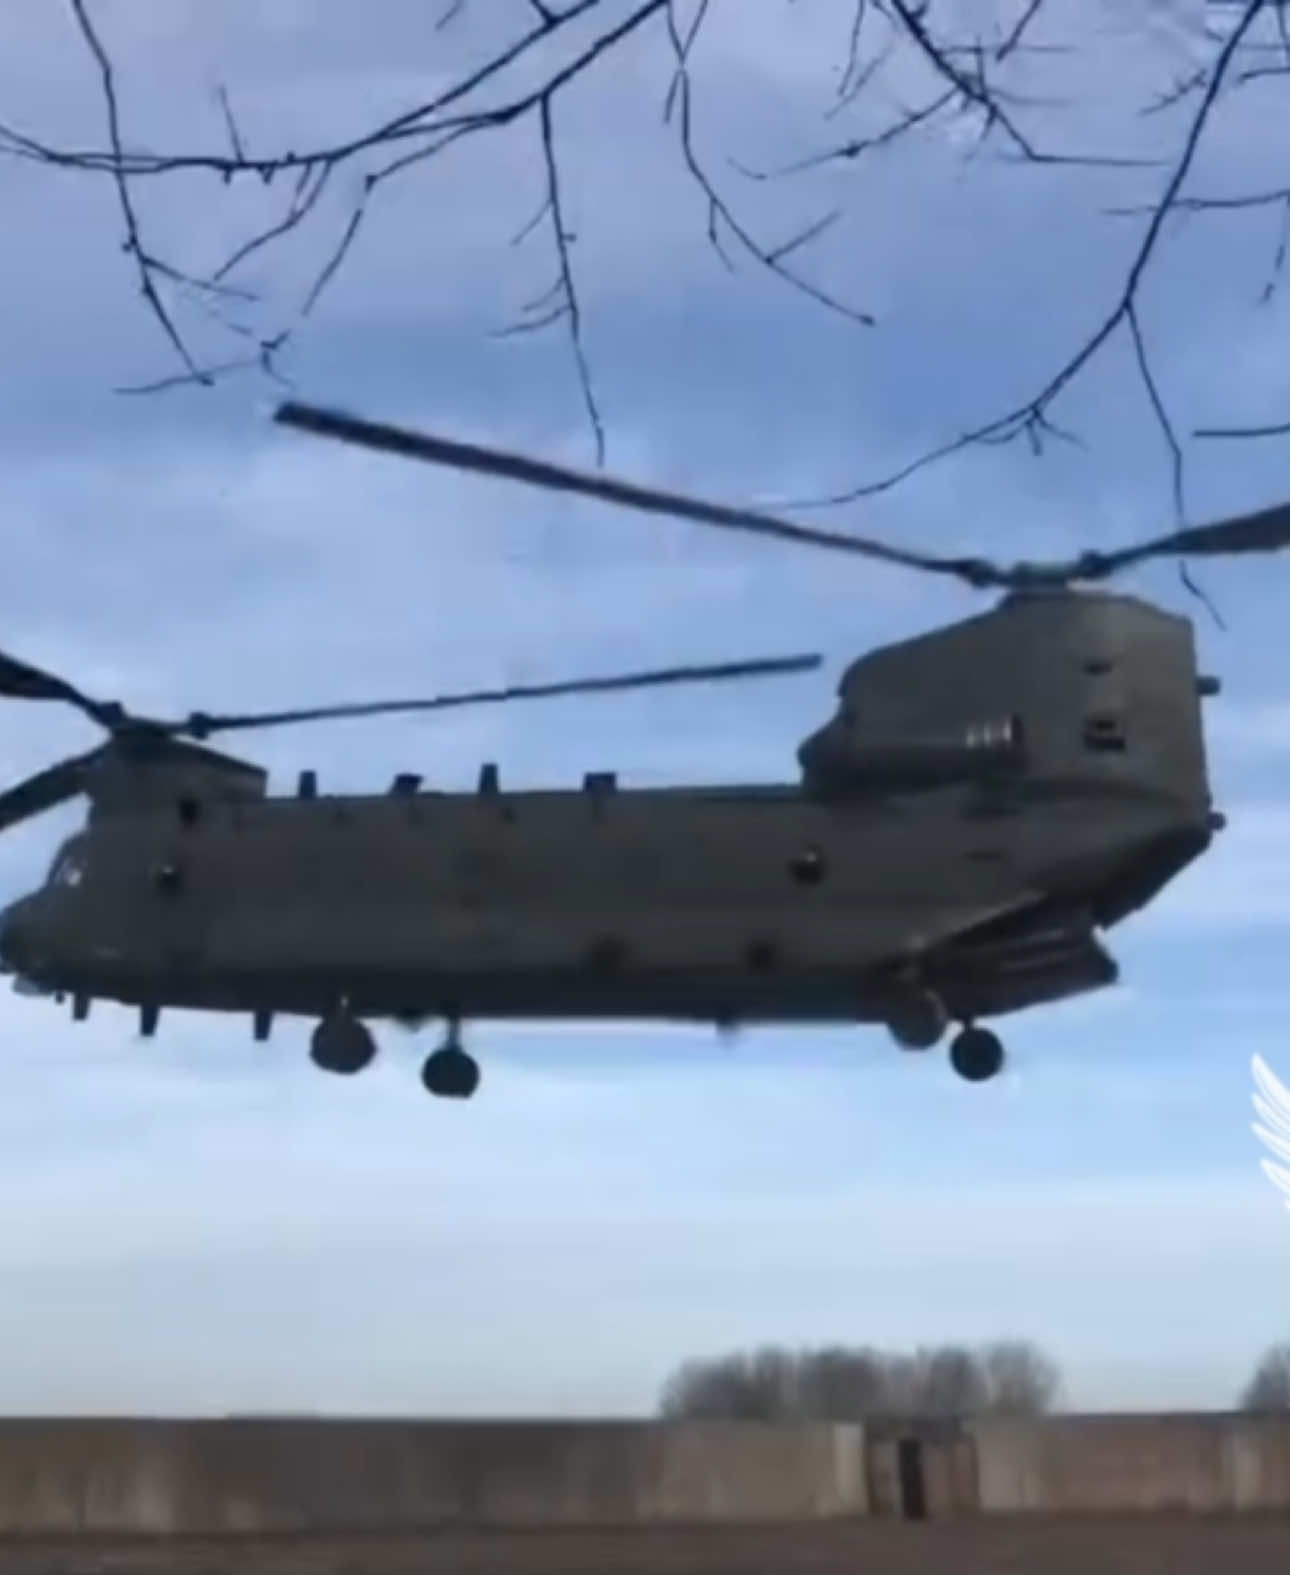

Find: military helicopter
[0,399,1282,1097]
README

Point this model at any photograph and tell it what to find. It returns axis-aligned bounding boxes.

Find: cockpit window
[46,842,85,889]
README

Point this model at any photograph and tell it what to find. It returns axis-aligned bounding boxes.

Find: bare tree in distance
[658,1339,1061,1421]
[1240,1343,1290,1411]
[2,1,1287,506]
[660,1347,801,1421]
[917,1343,992,1417]
[795,1344,892,1420]
[981,1338,1062,1417]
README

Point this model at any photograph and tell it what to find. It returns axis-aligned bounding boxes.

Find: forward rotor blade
[178,653,824,739]
[274,402,1001,585]
[0,648,105,717]
[0,746,106,833]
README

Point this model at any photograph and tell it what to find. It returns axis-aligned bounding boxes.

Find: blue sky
[0,0,1289,1416]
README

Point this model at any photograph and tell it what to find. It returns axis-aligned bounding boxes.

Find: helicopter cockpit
[45,837,87,890]
[0,836,92,985]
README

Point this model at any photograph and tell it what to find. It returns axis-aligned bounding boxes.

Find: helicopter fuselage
[0,768,1211,1033]
[0,588,1222,1082]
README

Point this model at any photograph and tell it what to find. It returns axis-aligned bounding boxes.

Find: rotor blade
[0,746,106,834]
[1097,499,1290,576]
[177,653,824,739]
[274,402,1003,585]
[0,648,107,716]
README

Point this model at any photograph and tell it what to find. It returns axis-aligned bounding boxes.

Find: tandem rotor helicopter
[0,398,1283,1097]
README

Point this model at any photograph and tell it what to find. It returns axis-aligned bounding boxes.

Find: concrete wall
[971,1413,1290,1515]
[0,1414,1286,1536]
[0,1420,867,1536]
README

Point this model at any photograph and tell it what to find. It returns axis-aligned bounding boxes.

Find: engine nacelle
[797,589,1212,812]
[798,714,1026,793]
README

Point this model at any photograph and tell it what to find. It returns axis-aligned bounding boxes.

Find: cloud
[0,0,1287,1419]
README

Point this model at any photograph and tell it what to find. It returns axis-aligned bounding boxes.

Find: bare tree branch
[996,0,1047,64]
[664,3,875,327]
[838,0,873,102]
[213,163,333,283]
[0,0,1278,504]
[42,0,668,451]
[886,0,1039,159]
[25,0,619,182]
[536,93,605,462]
[66,0,208,382]
[1126,299,1183,520]
[1141,64,1210,118]
[733,90,956,180]
[115,332,290,395]
[789,0,1271,515]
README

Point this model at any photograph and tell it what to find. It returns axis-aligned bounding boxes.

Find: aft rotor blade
[178,653,824,738]
[274,402,1004,585]
[0,746,106,833]
[1098,498,1290,576]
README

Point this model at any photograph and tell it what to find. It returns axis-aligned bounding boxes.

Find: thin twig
[213,163,333,281]
[537,93,605,464]
[216,85,245,161]
[1126,299,1184,522]
[838,0,871,100]
[996,0,1047,63]
[733,92,956,180]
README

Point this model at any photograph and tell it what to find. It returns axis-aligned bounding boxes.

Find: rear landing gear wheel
[949,1025,1004,1083]
[421,1046,481,1099]
[310,1011,377,1076]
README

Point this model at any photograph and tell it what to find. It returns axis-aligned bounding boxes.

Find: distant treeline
[658,1340,1290,1419]
[658,1340,1060,1421]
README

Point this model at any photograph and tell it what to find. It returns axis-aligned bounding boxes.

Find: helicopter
[0,399,1284,1097]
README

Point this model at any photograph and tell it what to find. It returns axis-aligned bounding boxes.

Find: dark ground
[4,1521,1290,1575]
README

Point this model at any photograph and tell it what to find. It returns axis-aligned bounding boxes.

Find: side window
[47,844,86,888]
[1083,713,1126,753]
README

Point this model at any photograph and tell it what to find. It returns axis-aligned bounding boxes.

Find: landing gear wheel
[310,1012,377,1076]
[887,987,949,1051]
[949,1025,1005,1083]
[421,1047,481,1100]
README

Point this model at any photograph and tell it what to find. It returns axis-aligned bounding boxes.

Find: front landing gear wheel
[887,987,949,1051]
[949,1025,1005,1083]
[421,1047,481,1100]
[310,1013,377,1076]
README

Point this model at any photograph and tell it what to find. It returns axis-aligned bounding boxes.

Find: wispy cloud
[0,0,1286,1419]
